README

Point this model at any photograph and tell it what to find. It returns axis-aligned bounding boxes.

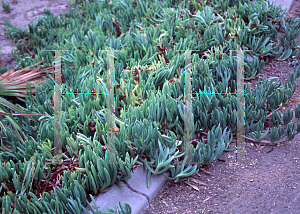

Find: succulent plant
[1,0,300,213]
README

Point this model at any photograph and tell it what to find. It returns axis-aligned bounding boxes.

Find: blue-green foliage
[1,0,300,213]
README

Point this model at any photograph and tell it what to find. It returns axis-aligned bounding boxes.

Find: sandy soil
[0,0,71,69]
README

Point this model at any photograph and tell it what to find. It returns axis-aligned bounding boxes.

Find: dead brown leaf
[203,196,212,203]
[256,146,265,151]
[289,99,300,103]
[184,181,200,193]
[199,167,213,175]
[189,177,208,186]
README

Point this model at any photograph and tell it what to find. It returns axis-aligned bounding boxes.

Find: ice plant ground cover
[0,0,300,213]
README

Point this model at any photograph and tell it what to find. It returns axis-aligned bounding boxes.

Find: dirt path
[144,140,300,214]
[0,0,71,69]
[143,1,300,213]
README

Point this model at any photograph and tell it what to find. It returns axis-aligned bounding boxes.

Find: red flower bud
[92,87,97,98]
[88,121,96,132]
[119,94,126,101]
[259,54,264,60]
[117,107,123,113]
[132,69,138,76]
[250,23,257,29]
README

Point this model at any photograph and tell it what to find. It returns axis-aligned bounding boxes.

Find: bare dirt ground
[0,0,71,69]
[0,1,299,214]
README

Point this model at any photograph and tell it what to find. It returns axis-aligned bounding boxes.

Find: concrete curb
[83,166,171,214]
[271,0,294,14]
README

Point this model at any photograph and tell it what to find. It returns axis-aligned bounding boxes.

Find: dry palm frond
[0,59,55,97]
[0,59,56,143]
